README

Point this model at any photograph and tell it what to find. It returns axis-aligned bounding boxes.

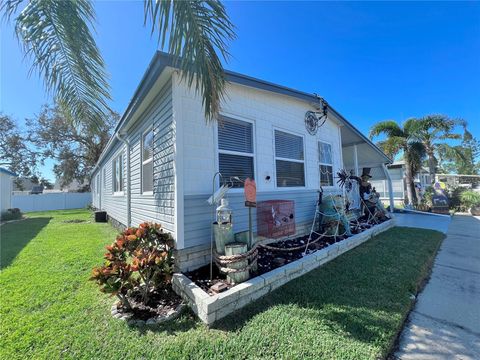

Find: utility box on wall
[257,200,295,238]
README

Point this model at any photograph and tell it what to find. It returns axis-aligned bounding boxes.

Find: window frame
[215,114,256,191]
[141,127,154,195]
[112,151,124,196]
[318,140,334,187]
[273,127,306,189]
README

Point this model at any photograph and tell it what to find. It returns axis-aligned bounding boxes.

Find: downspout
[116,133,131,227]
[382,163,394,213]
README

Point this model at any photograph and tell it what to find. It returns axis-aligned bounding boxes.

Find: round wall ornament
[305,111,319,135]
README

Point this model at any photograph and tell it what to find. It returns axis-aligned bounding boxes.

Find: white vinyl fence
[12,192,92,212]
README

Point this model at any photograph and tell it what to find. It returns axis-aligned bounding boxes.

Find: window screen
[218,117,254,188]
[275,130,305,187]
[319,142,333,186]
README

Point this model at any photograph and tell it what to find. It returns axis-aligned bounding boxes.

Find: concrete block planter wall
[172,218,396,325]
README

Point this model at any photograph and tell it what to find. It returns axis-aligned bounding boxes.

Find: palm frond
[145,0,235,122]
[376,136,406,159]
[436,143,466,162]
[369,120,404,140]
[11,0,110,130]
[0,0,23,20]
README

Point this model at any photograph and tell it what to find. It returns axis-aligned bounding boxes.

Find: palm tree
[1,0,235,129]
[369,119,426,205]
[409,115,465,182]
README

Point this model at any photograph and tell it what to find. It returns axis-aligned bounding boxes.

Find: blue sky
[1,1,479,181]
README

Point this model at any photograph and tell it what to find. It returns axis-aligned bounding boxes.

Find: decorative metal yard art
[304,94,328,135]
[304,169,379,255]
[208,172,232,280]
[208,174,258,284]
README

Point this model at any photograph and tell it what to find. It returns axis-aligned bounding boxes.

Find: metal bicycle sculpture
[305,94,328,135]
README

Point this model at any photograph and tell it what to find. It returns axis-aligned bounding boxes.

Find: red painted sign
[244,178,256,207]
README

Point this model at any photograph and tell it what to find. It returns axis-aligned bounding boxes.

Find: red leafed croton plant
[91,222,174,309]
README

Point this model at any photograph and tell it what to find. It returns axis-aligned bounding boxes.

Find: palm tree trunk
[404,159,415,206]
[427,150,436,184]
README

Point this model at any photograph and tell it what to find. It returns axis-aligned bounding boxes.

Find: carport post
[382,163,394,212]
[353,144,359,176]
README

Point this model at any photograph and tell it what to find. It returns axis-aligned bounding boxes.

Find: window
[218,117,254,188]
[142,129,154,194]
[112,153,124,194]
[274,130,305,187]
[319,141,333,186]
[96,174,100,195]
[103,167,106,190]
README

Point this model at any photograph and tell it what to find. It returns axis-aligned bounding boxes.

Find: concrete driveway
[395,214,480,360]
[394,212,451,234]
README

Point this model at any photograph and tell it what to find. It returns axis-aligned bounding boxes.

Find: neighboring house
[0,168,17,213]
[13,177,37,192]
[371,160,431,202]
[91,51,392,271]
[53,179,89,192]
[435,174,480,190]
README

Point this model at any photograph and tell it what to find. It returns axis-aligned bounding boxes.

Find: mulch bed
[116,287,183,321]
[186,217,389,294]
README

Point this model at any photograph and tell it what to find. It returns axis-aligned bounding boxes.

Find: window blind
[274,130,305,187]
[275,130,304,160]
[218,118,254,188]
[218,117,253,154]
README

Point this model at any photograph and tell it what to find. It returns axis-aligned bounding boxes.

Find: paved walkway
[394,212,451,234]
[395,215,480,360]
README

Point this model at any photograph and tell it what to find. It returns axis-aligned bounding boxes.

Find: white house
[371,161,431,203]
[91,51,392,271]
[0,168,17,214]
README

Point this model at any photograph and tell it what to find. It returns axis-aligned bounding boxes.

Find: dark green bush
[1,208,23,221]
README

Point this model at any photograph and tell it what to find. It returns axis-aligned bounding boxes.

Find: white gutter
[116,133,131,227]
[382,163,395,213]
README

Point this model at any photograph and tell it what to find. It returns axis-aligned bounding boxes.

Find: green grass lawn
[0,209,444,360]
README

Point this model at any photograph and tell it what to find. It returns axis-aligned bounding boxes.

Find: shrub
[1,208,22,221]
[447,186,468,211]
[421,186,435,208]
[460,191,480,210]
[90,222,174,309]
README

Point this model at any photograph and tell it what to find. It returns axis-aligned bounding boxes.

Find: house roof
[93,51,390,173]
[0,167,17,177]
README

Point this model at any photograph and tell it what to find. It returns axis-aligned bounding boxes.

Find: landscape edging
[173,218,396,325]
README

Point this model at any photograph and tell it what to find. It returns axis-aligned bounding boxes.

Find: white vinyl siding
[319,141,333,186]
[112,153,124,194]
[142,128,154,194]
[274,130,305,187]
[218,117,254,188]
